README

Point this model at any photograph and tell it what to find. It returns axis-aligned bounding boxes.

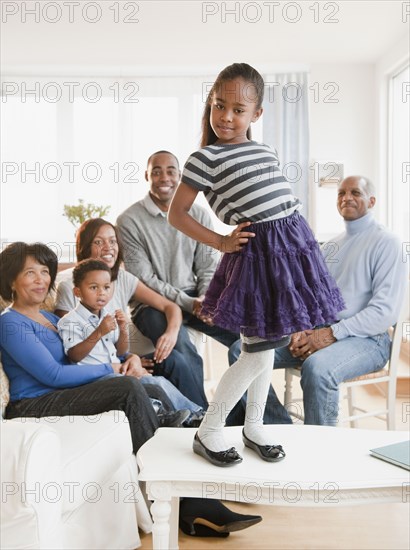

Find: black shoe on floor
[242,429,286,462]
[157,409,190,428]
[179,497,262,536]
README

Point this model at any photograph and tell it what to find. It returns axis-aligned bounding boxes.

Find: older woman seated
[0,242,190,448]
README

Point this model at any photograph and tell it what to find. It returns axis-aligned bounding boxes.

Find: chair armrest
[1,420,64,549]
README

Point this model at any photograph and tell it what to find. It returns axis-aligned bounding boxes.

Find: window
[0,76,214,258]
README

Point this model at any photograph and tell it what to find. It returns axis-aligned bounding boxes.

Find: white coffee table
[137,425,409,550]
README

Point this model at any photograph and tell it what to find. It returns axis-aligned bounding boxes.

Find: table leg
[151,498,172,550]
[169,497,180,549]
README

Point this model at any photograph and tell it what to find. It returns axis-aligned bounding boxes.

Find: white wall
[308,35,409,240]
[2,1,406,68]
[308,63,375,239]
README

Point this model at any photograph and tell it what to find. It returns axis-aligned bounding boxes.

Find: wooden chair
[284,284,409,429]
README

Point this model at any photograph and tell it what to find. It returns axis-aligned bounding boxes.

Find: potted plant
[63,199,111,228]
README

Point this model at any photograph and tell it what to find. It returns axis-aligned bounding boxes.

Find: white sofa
[0,363,153,550]
[0,295,213,549]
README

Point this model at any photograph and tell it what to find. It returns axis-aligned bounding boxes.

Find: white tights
[197,336,276,452]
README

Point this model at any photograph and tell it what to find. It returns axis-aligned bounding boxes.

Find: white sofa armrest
[1,420,64,549]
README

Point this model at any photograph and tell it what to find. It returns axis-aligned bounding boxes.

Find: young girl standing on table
[169,63,345,467]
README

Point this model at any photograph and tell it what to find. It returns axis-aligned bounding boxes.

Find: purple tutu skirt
[201,211,345,340]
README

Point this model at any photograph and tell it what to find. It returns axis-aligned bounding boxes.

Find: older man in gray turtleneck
[275,175,407,426]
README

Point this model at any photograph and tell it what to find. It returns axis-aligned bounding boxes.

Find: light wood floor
[139,341,410,549]
[139,502,410,549]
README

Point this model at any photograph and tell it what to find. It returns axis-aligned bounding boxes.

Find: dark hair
[201,63,265,147]
[76,218,123,280]
[146,150,180,169]
[73,259,112,287]
[0,242,58,301]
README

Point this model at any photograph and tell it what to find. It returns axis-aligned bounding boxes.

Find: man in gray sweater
[116,150,292,425]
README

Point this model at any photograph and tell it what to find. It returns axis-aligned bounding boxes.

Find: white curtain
[262,72,310,219]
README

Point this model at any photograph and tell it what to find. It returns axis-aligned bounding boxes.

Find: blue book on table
[370,440,410,471]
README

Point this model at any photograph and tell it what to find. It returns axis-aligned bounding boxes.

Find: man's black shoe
[183,410,206,428]
[157,409,190,428]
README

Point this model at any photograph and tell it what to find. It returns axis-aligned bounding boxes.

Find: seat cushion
[14,411,133,513]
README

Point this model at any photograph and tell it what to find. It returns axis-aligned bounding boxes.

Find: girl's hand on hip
[219,222,255,253]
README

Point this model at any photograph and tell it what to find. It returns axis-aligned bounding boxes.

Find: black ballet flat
[179,498,262,537]
[242,430,286,462]
[193,432,243,467]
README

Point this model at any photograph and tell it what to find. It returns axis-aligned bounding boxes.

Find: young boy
[57,259,203,425]
[58,259,128,365]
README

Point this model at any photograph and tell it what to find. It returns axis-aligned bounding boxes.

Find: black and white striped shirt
[182,141,301,225]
